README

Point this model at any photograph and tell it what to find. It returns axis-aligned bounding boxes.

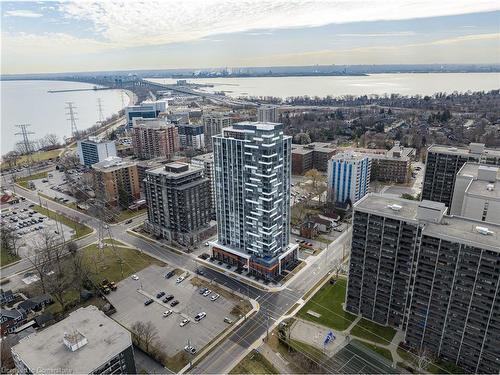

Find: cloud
[337,32,417,37]
[4,10,43,18]
[58,0,500,48]
[255,33,500,65]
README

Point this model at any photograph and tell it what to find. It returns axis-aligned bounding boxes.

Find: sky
[1,1,500,74]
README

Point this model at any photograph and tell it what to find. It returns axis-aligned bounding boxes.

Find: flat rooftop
[428,144,500,157]
[192,152,214,162]
[355,194,500,252]
[147,162,202,177]
[424,216,500,253]
[354,194,419,222]
[458,163,500,199]
[92,156,136,171]
[12,305,132,374]
[231,121,282,132]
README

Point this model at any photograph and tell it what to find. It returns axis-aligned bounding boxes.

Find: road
[2,182,351,374]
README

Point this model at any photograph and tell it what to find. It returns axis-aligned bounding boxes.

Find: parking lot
[31,169,79,204]
[106,265,240,359]
[1,199,73,258]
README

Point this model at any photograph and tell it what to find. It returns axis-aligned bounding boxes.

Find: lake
[147,73,500,99]
[1,80,130,153]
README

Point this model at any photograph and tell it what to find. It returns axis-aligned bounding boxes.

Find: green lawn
[297,278,357,331]
[81,240,165,283]
[1,149,62,171]
[0,247,20,268]
[16,171,48,188]
[427,359,467,374]
[230,351,279,374]
[354,340,393,362]
[350,318,396,345]
[33,205,92,239]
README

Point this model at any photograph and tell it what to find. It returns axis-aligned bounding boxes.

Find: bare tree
[130,321,158,353]
[304,169,327,204]
[3,151,20,169]
[44,133,60,148]
[1,227,20,257]
[0,339,15,372]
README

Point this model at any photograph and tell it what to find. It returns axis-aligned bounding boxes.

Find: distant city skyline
[1,1,499,74]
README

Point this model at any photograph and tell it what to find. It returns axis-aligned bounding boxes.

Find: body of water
[1,80,130,153]
[148,73,500,99]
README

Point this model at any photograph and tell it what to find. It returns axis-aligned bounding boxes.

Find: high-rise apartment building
[346,193,500,374]
[131,118,179,160]
[422,143,500,209]
[11,305,136,374]
[92,156,140,207]
[450,163,500,224]
[257,105,278,122]
[77,136,117,166]
[144,162,211,244]
[211,122,298,280]
[191,153,215,218]
[202,113,233,151]
[327,151,371,208]
[176,123,205,150]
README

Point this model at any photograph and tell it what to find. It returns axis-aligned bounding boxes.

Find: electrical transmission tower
[65,102,79,139]
[97,98,104,123]
[15,124,35,176]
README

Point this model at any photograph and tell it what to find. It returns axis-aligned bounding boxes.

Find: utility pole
[97,98,104,123]
[66,102,79,140]
[15,124,35,176]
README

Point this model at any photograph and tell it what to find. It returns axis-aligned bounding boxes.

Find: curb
[178,298,260,374]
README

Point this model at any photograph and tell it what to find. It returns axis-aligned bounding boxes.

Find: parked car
[184,345,197,355]
[194,312,206,322]
[180,318,190,327]
[203,290,211,297]
[195,269,204,275]
[165,270,175,279]
[162,310,172,317]
[176,276,185,284]
[199,288,208,295]
[170,300,179,307]
[162,295,174,303]
[131,274,139,280]
[125,219,133,224]
[224,317,233,324]
[156,291,166,298]
[144,299,153,306]
[210,294,220,301]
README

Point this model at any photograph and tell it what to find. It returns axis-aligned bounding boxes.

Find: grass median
[0,247,20,268]
[229,351,279,374]
[33,204,92,239]
[16,171,48,189]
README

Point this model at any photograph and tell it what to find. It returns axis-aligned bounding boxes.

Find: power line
[14,124,35,176]
[97,98,104,123]
[65,102,79,139]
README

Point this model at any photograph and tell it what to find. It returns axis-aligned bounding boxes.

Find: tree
[1,227,19,257]
[131,321,158,353]
[3,151,20,169]
[293,133,311,144]
[304,169,327,204]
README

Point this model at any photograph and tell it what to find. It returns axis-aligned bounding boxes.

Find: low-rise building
[77,137,117,166]
[450,163,500,223]
[1,308,26,336]
[291,142,336,174]
[144,162,212,245]
[125,100,167,128]
[92,156,140,208]
[11,305,136,374]
[131,118,179,160]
